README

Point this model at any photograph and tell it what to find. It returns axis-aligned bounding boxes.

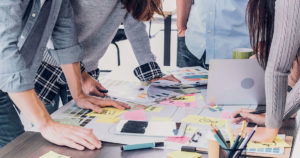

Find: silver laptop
[207,59,265,105]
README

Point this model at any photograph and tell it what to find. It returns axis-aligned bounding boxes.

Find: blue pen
[233,126,257,158]
[121,142,164,151]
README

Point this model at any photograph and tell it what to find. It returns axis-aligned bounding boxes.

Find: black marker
[97,88,108,94]
[234,109,266,118]
[181,146,207,154]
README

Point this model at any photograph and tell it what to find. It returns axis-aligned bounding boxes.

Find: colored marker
[121,142,164,151]
[98,88,108,93]
[181,146,208,154]
[241,120,246,138]
[233,126,257,158]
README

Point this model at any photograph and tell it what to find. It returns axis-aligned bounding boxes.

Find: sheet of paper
[167,150,202,158]
[185,125,199,135]
[123,109,146,121]
[150,116,172,122]
[247,136,290,149]
[182,115,227,127]
[221,111,233,119]
[145,106,163,112]
[40,151,70,158]
[165,136,190,144]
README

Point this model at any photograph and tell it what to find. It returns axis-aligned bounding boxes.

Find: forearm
[61,62,84,100]
[176,0,192,31]
[8,89,52,130]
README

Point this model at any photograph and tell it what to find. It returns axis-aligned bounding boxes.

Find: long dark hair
[120,0,164,21]
[247,0,276,69]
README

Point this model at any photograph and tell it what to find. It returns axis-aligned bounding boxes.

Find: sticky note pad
[40,151,71,158]
[96,116,120,124]
[167,151,201,158]
[182,115,226,127]
[123,109,146,121]
[172,96,196,102]
[87,108,124,118]
[247,136,290,149]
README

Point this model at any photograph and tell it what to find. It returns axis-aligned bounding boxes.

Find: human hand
[39,120,101,150]
[231,108,266,125]
[74,93,130,113]
[81,72,108,97]
[151,74,181,83]
[232,127,278,142]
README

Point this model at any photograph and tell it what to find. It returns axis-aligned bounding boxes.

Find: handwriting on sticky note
[182,115,226,127]
[185,125,199,135]
[123,110,146,121]
[151,116,172,122]
[40,151,70,158]
[247,136,290,149]
[172,96,196,102]
[87,108,124,118]
[167,150,202,158]
[221,111,233,119]
[165,136,190,144]
[145,106,163,112]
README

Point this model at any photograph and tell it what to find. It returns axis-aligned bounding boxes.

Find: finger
[74,128,102,149]
[231,117,243,124]
[91,97,125,110]
[166,75,181,83]
[84,101,103,113]
[63,138,85,150]
[68,133,96,150]
[115,100,130,109]
[240,112,257,122]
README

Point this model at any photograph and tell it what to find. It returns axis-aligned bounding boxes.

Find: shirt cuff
[49,45,84,65]
[133,62,164,82]
[0,69,35,93]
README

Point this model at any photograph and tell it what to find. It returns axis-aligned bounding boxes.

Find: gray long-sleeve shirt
[265,0,300,128]
[0,0,83,93]
[44,0,156,72]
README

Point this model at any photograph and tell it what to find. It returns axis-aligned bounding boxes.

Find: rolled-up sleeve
[0,0,35,92]
[49,0,83,65]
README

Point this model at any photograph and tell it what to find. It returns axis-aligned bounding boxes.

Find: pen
[241,120,246,138]
[211,124,227,147]
[234,110,266,118]
[181,146,208,154]
[121,142,164,151]
[233,126,257,158]
[228,135,241,158]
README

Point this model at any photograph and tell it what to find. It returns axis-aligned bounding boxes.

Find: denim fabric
[177,37,209,70]
[0,90,24,148]
[0,0,83,93]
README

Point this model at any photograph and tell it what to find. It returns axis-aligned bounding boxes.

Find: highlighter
[121,142,164,151]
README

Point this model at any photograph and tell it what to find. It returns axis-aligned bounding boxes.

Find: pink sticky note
[180,102,197,108]
[160,100,197,108]
[185,93,196,96]
[123,110,146,121]
[165,136,190,144]
[221,111,233,119]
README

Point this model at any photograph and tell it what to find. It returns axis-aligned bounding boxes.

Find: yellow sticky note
[150,116,172,122]
[96,115,120,124]
[182,115,226,127]
[185,125,199,135]
[40,151,70,158]
[167,151,201,158]
[86,108,124,118]
[199,94,204,100]
[172,96,196,102]
[145,106,163,112]
[247,136,290,149]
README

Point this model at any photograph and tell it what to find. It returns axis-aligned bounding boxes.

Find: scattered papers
[151,116,172,122]
[87,108,124,118]
[167,151,202,158]
[165,136,190,144]
[172,96,196,102]
[182,115,227,127]
[247,136,290,149]
[40,151,70,158]
[123,110,146,121]
[53,118,80,126]
[221,111,233,119]
[160,100,197,108]
[145,106,163,112]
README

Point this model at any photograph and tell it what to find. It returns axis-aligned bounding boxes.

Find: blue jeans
[0,90,25,148]
[44,83,69,114]
[177,37,209,70]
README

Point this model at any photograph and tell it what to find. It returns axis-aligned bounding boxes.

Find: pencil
[241,120,246,138]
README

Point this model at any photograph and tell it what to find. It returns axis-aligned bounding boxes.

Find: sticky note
[167,151,202,158]
[182,115,226,127]
[185,125,199,135]
[53,118,80,126]
[40,151,70,158]
[96,115,120,124]
[172,96,196,102]
[160,100,197,108]
[87,108,124,118]
[221,111,233,119]
[151,116,172,122]
[199,94,204,100]
[145,106,163,112]
[165,136,190,144]
[123,109,146,121]
[247,136,290,149]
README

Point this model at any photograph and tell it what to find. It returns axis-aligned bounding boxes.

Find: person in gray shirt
[232,0,300,142]
[0,0,128,149]
[35,0,180,113]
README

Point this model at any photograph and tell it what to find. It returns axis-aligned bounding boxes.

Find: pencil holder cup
[219,146,247,158]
